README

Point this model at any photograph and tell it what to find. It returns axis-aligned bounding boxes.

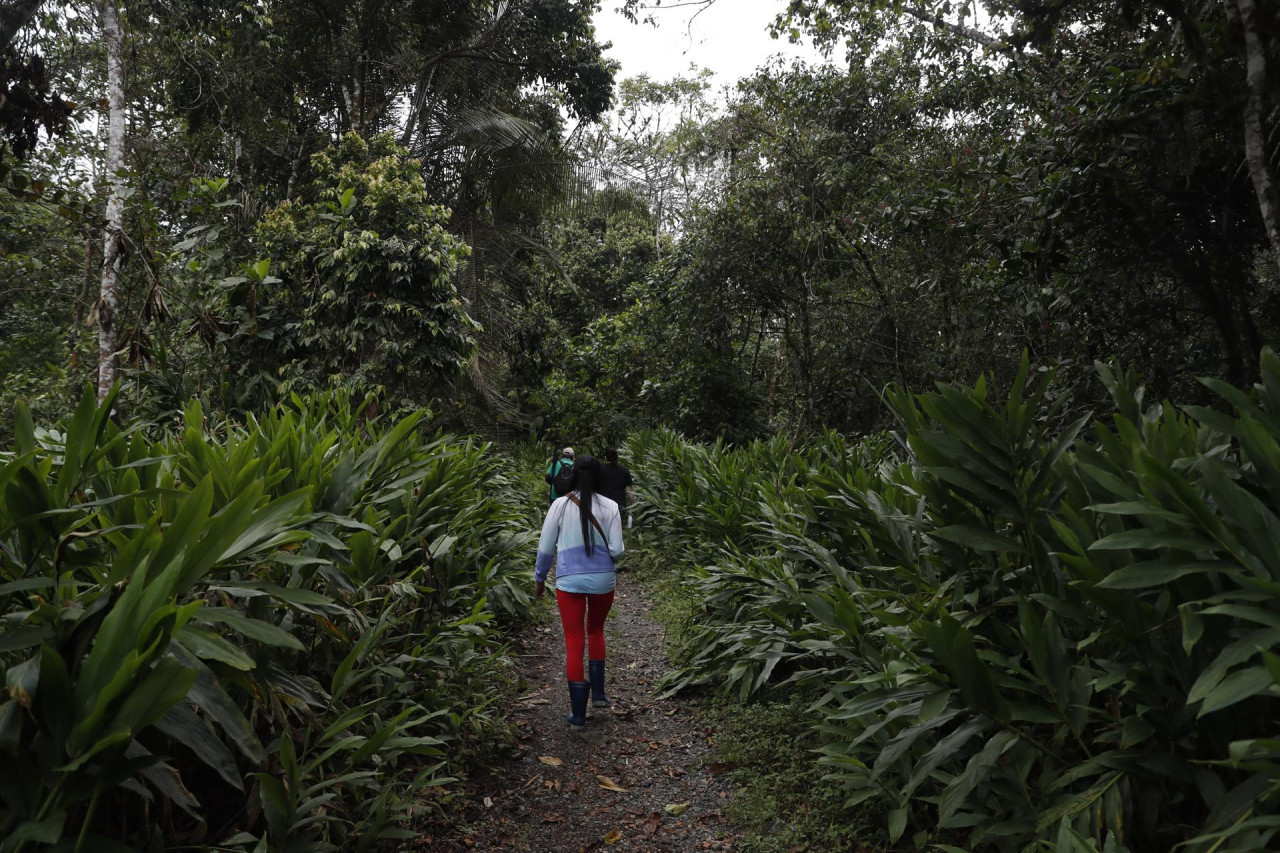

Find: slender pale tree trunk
[1234,0,1280,275]
[97,0,126,401]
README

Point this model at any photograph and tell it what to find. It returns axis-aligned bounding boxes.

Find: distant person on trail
[598,447,634,527]
[534,455,625,731]
[545,446,575,503]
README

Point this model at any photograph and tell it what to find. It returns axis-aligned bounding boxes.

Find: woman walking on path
[534,455,625,730]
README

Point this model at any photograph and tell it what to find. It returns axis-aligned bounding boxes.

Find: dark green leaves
[0,388,536,850]
[920,614,1009,721]
[636,351,1280,852]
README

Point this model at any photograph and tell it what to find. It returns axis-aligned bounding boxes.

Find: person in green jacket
[545,446,576,503]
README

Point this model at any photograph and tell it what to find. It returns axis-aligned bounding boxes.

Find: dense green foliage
[249,134,476,400]
[0,387,533,851]
[629,352,1280,851]
[5,0,1280,444]
[1,0,617,429]
[502,0,1280,443]
[626,532,876,852]
[0,186,93,431]
[3,0,1280,848]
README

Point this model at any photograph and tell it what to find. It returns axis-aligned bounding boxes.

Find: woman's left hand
[535,580,545,599]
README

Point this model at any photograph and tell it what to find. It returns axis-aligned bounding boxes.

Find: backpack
[552,459,576,496]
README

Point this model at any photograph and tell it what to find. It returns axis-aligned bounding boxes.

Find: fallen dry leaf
[538,756,564,766]
[596,775,628,793]
[664,802,690,816]
[543,813,566,824]
[604,829,623,844]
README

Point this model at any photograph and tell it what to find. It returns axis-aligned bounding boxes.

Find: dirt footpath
[422,573,740,852]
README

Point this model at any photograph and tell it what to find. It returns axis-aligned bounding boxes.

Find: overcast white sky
[591,0,830,94]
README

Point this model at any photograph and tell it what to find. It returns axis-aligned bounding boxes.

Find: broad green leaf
[931,525,1026,553]
[887,806,908,842]
[175,645,264,764]
[112,655,199,734]
[13,399,35,456]
[4,811,66,846]
[198,607,305,650]
[1099,559,1229,589]
[1090,530,1218,552]
[155,702,243,790]
[1188,628,1280,707]
[176,625,257,671]
[60,722,132,772]
[1196,666,1274,717]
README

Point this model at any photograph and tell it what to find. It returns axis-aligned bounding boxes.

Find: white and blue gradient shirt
[535,493,625,593]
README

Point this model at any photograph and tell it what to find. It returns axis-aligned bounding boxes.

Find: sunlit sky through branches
[592,0,831,96]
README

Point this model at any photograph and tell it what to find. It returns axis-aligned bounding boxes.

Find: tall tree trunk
[285,140,305,200]
[97,0,126,401]
[1234,0,1280,275]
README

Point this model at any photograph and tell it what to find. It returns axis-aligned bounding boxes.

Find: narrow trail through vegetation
[430,573,740,852]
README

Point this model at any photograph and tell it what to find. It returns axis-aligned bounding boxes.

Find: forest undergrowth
[626,352,1280,853]
[0,388,542,852]
[627,531,880,852]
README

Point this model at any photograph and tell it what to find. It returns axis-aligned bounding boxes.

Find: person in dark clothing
[597,448,634,515]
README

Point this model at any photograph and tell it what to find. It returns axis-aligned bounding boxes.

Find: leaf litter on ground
[596,775,627,792]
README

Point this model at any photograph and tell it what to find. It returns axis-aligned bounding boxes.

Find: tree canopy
[0,0,1277,434]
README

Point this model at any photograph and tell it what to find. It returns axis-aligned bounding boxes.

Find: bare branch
[902,3,1002,48]
[0,0,43,52]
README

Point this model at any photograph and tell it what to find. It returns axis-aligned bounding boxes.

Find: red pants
[555,589,615,681]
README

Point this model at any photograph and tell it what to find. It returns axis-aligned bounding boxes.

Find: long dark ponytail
[573,455,603,556]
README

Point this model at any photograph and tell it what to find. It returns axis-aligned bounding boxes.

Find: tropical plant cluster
[628,352,1280,852]
[0,387,534,852]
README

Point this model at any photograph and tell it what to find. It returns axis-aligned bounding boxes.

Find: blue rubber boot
[567,681,589,730]
[588,659,611,709]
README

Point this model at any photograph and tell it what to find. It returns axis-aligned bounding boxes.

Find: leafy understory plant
[0,386,535,851]
[634,350,1280,853]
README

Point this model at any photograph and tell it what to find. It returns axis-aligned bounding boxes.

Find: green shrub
[635,352,1280,852]
[253,133,477,402]
[0,386,534,851]
[705,695,881,853]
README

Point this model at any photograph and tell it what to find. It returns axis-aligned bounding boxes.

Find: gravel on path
[417,572,740,852]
